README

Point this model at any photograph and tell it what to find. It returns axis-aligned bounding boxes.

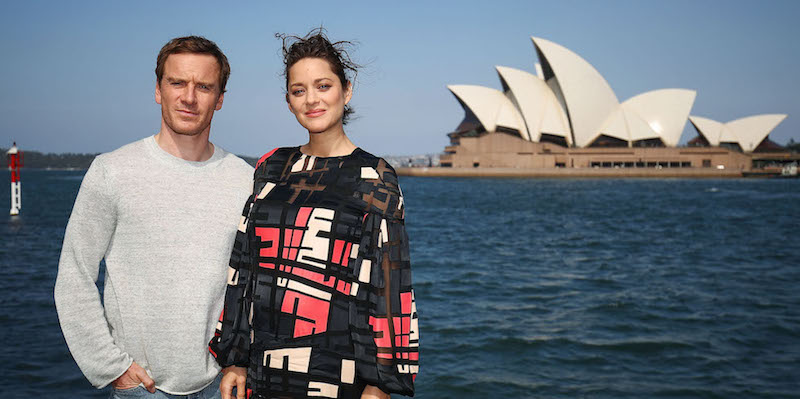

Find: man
[54,36,253,398]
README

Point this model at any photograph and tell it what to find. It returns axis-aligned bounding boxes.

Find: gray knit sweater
[54,136,253,394]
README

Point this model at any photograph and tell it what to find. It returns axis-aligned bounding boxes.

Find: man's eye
[199,85,209,90]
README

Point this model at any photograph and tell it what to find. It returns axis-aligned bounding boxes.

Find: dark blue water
[2,170,799,398]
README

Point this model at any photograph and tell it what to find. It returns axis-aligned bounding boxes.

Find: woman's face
[287,57,352,135]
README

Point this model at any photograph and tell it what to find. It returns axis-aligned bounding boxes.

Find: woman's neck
[302,130,357,157]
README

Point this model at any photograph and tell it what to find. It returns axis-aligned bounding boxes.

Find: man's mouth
[177,110,198,117]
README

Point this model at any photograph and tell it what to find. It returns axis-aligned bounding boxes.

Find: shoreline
[5,167,793,179]
[1,167,88,171]
[396,167,754,178]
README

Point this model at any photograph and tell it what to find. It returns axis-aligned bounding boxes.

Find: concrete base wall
[398,167,745,178]
[439,132,753,172]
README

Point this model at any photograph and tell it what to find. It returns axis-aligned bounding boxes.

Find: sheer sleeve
[351,164,419,396]
[209,192,255,368]
[209,148,280,368]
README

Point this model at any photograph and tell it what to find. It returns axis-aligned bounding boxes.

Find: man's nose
[182,85,197,104]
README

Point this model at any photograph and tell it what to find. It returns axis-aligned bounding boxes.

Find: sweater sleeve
[350,166,419,396]
[54,158,133,388]
[208,192,255,368]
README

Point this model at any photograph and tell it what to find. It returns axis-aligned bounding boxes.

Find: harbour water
[2,170,799,398]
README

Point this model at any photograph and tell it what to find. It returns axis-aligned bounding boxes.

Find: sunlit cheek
[290,98,305,116]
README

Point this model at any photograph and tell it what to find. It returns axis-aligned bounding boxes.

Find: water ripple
[4,173,800,398]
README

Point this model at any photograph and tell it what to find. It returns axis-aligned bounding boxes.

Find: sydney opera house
[433,36,794,176]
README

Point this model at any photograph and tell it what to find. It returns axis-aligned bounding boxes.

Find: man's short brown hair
[155,36,231,94]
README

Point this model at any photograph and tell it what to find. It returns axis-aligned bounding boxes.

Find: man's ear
[155,81,162,104]
[215,92,224,111]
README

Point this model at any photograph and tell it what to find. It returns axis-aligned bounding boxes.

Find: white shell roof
[688,116,724,146]
[599,107,630,141]
[622,89,697,147]
[598,106,655,143]
[447,36,786,151]
[689,114,787,152]
[597,89,696,146]
[495,66,571,144]
[447,84,529,139]
[727,114,787,152]
[532,36,619,148]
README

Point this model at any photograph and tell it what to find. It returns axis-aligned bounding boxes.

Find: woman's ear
[344,81,353,105]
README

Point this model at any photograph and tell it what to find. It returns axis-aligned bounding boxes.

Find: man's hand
[111,361,156,393]
[220,366,247,399]
[361,385,390,399]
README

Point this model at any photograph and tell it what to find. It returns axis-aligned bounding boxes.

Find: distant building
[383,154,440,168]
[440,36,792,173]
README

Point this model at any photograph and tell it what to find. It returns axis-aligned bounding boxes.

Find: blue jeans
[110,374,222,399]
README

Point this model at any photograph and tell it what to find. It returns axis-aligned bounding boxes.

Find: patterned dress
[209,147,419,398]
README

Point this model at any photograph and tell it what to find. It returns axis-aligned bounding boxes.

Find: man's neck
[154,129,214,162]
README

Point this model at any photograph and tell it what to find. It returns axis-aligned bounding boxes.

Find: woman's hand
[220,366,247,399]
[360,385,390,399]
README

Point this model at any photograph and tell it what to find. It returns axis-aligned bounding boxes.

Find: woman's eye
[292,89,305,96]
[319,84,331,90]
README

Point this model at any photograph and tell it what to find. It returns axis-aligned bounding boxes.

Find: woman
[209,30,419,399]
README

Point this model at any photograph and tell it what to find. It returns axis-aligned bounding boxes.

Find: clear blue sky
[1,0,798,156]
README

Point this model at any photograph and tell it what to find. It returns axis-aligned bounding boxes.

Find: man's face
[155,53,224,137]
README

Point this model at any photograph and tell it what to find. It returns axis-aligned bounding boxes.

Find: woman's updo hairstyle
[278,28,359,125]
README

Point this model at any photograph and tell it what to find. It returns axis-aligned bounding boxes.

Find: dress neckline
[296,146,360,159]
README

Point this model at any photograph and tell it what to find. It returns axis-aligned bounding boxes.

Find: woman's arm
[208,192,255,367]
[350,161,419,397]
[361,385,390,399]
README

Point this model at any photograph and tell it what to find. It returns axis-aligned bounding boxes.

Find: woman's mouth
[305,109,325,118]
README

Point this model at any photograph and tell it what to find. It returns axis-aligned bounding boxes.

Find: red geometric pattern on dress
[209,148,418,397]
[281,207,311,261]
[369,291,417,360]
[281,290,330,337]
[369,316,393,360]
[397,292,413,348]
[296,207,312,226]
[331,240,353,267]
[255,227,279,270]
[255,227,279,258]
[335,280,351,295]
[255,147,279,169]
[288,267,352,296]
[282,228,303,260]
[290,268,334,287]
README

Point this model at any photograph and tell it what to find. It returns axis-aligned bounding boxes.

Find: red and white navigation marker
[7,142,22,216]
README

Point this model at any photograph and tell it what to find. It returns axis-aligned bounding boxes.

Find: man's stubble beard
[162,113,209,137]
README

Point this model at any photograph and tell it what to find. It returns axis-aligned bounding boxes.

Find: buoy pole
[7,142,22,216]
